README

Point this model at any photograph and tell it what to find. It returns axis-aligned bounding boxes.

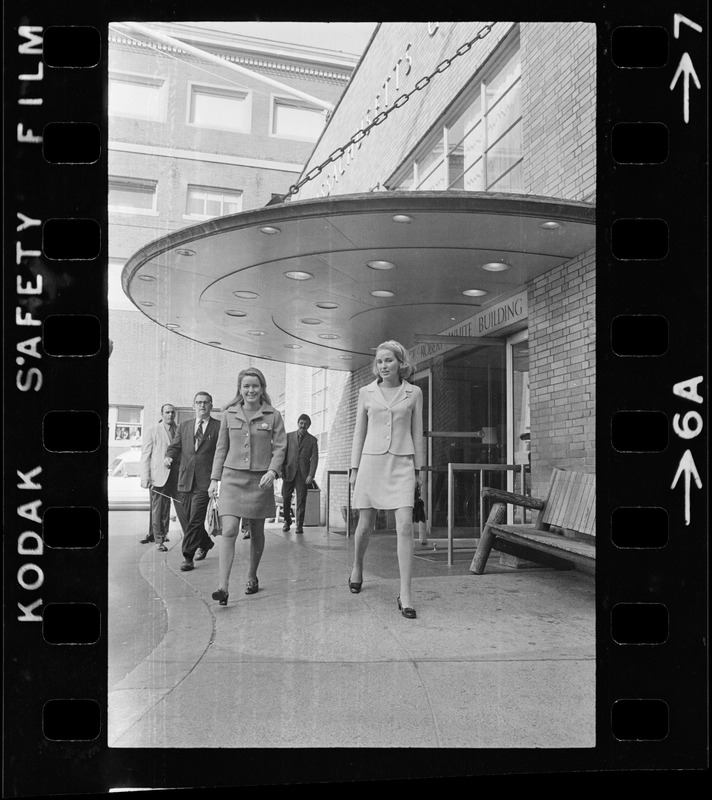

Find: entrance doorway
[507,330,530,520]
[425,343,506,536]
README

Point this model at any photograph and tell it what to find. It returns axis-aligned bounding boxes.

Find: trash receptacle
[304,482,321,526]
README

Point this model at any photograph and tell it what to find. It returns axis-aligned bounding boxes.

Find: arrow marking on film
[671,449,702,526]
[670,53,701,123]
[674,13,703,38]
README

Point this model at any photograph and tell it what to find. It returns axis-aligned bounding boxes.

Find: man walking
[164,392,219,571]
[282,414,319,534]
[139,403,188,550]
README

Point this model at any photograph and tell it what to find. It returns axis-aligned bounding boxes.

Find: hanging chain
[285,23,496,199]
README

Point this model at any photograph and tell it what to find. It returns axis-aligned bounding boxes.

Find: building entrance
[425,342,506,536]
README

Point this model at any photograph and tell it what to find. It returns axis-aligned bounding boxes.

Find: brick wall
[528,248,596,498]
[521,22,596,201]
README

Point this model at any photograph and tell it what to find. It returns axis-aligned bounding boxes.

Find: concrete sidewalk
[108,516,595,749]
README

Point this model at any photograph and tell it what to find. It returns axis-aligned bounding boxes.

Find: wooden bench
[470,468,596,575]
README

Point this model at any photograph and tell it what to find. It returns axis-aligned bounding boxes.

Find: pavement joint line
[108,531,215,745]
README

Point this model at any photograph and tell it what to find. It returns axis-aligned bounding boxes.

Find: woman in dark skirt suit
[349,340,425,618]
[209,367,286,606]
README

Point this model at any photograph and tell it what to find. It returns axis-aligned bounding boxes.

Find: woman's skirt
[219,468,275,519]
[352,452,415,510]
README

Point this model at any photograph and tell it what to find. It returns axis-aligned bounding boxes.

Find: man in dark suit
[164,391,220,571]
[281,414,319,534]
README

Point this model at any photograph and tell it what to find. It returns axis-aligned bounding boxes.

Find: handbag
[206,495,222,536]
[413,484,426,523]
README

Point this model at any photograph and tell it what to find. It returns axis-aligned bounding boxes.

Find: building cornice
[109,32,354,83]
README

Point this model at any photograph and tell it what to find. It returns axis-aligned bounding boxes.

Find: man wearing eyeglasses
[164,392,220,571]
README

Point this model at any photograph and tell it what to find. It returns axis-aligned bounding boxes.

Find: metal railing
[325,469,351,535]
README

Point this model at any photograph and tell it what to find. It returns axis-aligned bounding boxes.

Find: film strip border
[3,2,708,793]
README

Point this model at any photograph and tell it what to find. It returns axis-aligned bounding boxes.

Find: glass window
[109,178,157,214]
[109,73,165,121]
[113,406,142,443]
[272,98,325,141]
[388,38,522,195]
[186,186,243,219]
[189,86,250,132]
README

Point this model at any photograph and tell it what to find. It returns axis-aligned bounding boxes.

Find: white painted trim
[108,140,304,173]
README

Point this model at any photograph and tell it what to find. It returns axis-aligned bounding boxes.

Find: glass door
[413,368,432,523]
[506,330,530,520]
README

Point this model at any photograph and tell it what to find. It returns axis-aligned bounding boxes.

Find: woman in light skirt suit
[209,368,286,606]
[349,340,425,618]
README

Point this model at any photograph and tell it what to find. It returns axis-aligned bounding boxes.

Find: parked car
[108,448,141,477]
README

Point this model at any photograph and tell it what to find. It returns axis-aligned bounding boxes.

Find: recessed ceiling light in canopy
[139,301,155,307]
[247,330,266,336]
[175,248,195,257]
[481,261,510,272]
[316,302,339,309]
[392,214,413,223]
[225,309,247,317]
[259,226,281,235]
[319,333,340,340]
[371,290,395,297]
[285,271,313,281]
[540,221,562,230]
[301,318,322,325]
[138,275,156,282]
[463,289,488,297]
[284,343,302,349]
[166,323,180,329]
[367,260,395,270]
[338,355,354,360]
[233,291,259,299]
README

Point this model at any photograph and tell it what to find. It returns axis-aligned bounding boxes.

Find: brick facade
[296,22,597,520]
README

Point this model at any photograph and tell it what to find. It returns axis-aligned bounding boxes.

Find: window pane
[191,89,248,130]
[488,159,523,193]
[416,140,447,190]
[118,407,141,424]
[109,182,155,211]
[186,194,205,215]
[487,80,521,146]
[186,187,242,218]
[110,77,162,120]
[273,100,324,140]
[486,122,523,187]
[205,197,222,217]
[461,156,485,191]
[485,50,521,109]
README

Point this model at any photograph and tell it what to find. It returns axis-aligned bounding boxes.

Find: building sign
[411,289,527,364]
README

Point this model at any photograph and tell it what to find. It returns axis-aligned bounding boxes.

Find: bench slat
[471,467,596,575]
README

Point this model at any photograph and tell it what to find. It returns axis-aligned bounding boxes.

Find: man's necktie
[169,424,176,439]
[195,420,204,451]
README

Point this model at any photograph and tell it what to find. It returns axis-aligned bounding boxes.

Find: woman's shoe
[348,572,362,594]
[212,588,229,606]
[397,596,417,619]
[245,578,259,595]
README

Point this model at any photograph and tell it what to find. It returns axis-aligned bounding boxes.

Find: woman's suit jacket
[350,380,424,470]
[211,402,287,480]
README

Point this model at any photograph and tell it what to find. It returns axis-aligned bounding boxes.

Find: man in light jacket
[140,404,187,550]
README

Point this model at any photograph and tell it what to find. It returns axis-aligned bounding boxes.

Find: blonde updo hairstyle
[372,340,414,381]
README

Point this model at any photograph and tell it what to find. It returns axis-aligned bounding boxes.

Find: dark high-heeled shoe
[397,596,416,619]
[212,588,229,606]
[348,573,362,594]
[245,578,259,595]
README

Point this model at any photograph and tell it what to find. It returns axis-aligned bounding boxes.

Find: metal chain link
[286,23,495,199]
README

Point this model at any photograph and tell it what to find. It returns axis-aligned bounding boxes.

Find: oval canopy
[122,191,595,371]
